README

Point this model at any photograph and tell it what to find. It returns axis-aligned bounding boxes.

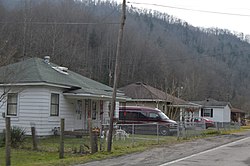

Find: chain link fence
[100,121,241,146]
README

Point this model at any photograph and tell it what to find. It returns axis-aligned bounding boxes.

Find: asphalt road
[77,131,250,166]
[160,137,250,166]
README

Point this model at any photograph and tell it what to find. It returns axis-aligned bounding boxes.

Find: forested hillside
[1,0,250,111]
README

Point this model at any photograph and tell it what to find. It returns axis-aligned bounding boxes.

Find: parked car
[118,106,177,135]
[193,117,214,129]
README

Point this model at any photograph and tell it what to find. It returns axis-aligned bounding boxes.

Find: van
[118,106,177,135]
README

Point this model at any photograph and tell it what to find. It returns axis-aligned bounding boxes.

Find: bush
[2,126,26,148]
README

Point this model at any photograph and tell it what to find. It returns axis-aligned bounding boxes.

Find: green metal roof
[0,57,117,97]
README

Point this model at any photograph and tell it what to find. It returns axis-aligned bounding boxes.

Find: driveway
[76,130,250,166]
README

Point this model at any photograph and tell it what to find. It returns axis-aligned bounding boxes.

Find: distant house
[118,82,199,121]
[0,57,125,136]
[191,98,232,123]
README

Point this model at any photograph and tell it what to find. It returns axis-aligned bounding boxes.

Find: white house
[0,57,125,136]
[191,98,231,122]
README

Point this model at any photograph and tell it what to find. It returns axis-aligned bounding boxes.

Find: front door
[74,100,84,130]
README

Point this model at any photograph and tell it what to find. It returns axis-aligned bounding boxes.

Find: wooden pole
[5,117,11,166]
[107,0,126,152]
[88,117,94,153]
[59,118,64,159]
[92,130,98,153]
[31,126,38,150]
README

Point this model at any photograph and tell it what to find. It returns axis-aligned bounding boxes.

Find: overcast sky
[122,0,250,35]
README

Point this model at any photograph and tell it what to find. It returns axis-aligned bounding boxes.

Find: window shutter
[211,109,213,117]
[201,108,203,117]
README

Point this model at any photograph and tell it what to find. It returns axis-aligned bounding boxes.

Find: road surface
[160,137,250,166]
[77,131,250,166]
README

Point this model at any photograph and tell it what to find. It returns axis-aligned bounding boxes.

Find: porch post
[180,108,183,122]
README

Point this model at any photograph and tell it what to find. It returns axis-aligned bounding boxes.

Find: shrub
[11,126,26,147]
[2,126,26,148]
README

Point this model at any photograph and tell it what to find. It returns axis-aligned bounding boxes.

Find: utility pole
[107,0,126,152]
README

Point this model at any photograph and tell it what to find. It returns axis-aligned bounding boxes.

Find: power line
[127,1,250,17]
[0,21,120,25]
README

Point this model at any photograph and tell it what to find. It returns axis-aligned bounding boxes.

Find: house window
[50,93,59,116]
[201,108,213,117]
[7,93,18,116]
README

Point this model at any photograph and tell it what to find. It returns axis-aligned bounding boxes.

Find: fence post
[177,122,180,140]
[100,125,104,151]
[31,126,38,150]
[215,122,219,131]
[5,117,11,166]
[59,118,64,159]
[182,122,186,138]
[157,123,159,144]
[92,130,98,153]
[88,118,95,153]
[132,124,134,147]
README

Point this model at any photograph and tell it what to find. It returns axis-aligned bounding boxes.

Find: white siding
[0,86,119,135]
[0,88,6,133]
[0,86,75,136]
[212,106,231,122]
[59,94,75,131]
[211,107,223,122]
[45,86,75,135]
[0,87,50,135]
[200,105,231,122]
[223,105,231,122]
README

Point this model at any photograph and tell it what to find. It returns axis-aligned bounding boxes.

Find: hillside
[0,0,250,111]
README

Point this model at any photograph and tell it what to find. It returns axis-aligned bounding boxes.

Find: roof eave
[0,82,72,89]
[202,106,227,108]
[63,93,127,101]
[127,99,170,102]
[169,104,201,108]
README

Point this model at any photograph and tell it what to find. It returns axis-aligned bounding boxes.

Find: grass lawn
[0,127,247,166]
[0,134,176,166]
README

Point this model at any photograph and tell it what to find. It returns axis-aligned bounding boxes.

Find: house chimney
[44,56,50,64]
